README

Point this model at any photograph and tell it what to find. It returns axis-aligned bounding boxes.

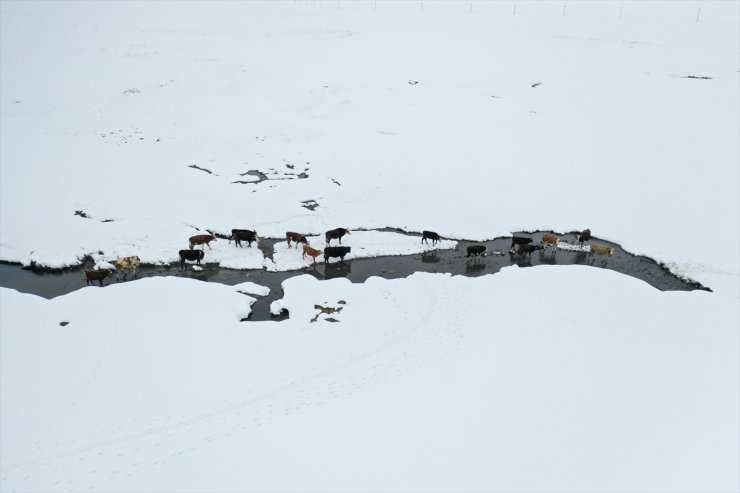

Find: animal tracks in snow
[1,277,465,491]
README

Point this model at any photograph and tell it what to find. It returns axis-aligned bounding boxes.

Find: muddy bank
[0,231,709,322]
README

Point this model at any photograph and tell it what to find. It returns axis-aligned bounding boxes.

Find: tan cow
[116,255,140,271]
[302,244,323,264]
[589,244,615,265]
[540,233,560,251]
[115,255,141,280]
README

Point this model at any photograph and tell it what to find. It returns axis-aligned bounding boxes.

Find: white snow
[233,281,270,297]
[1,0,737,295]
[1,266,738,492]
[1,1,738,491]
[558,241,590,252]
[93,260,117,271]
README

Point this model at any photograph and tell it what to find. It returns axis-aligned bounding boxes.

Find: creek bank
[0,231,710,322]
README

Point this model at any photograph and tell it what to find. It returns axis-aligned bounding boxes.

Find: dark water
[0,231,709,321]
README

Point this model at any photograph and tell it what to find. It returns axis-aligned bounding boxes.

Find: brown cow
[189,234,216,250]
[540,233,560,252]
[85,269,113,287]
[286,231,309,248]
[302,244,323,264]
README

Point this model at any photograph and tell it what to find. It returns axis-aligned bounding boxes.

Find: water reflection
[465,258,487,274]
[573,251,588,264]
[421,251,440,263]
[539,250,557,265]
[324,262,351,279]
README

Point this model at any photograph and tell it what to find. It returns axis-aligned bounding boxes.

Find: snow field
[1,266,737,491]
[1,0,738,294]
[1,1,738,491]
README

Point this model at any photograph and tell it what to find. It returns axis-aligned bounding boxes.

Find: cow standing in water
[466,245,487,257]
[540,233,560,252]
[179,249,205,269]
[577,228,591,247]
[510,236,533,251]
[589,244,615,265]
[85,269,113,287]
[518,244,544,258]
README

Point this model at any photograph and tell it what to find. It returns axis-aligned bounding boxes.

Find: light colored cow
[540,233,560,251]
[302,244,323,264]
[588,244,615,265]
[115,255,141,280]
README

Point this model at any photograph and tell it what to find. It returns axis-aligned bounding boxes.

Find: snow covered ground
[1,1,738,491]
[1,0,738,292]
[1,267,738,492]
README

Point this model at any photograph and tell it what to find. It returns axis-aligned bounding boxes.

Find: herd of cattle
[182,227,354,267]
[457,228,612,260]
[84,227,614,286]
[471,228,615,262]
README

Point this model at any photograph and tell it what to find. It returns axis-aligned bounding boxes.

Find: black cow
[518,244,544,256]
[85,269,113,287]
[179,249,205,269]
[230,229,258,248]
[510,236,533,250]
[577,228,591,247]
[466,245,487,257]
[422,230,441,246]
[324,246,351,263]
[325,228,350,245]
